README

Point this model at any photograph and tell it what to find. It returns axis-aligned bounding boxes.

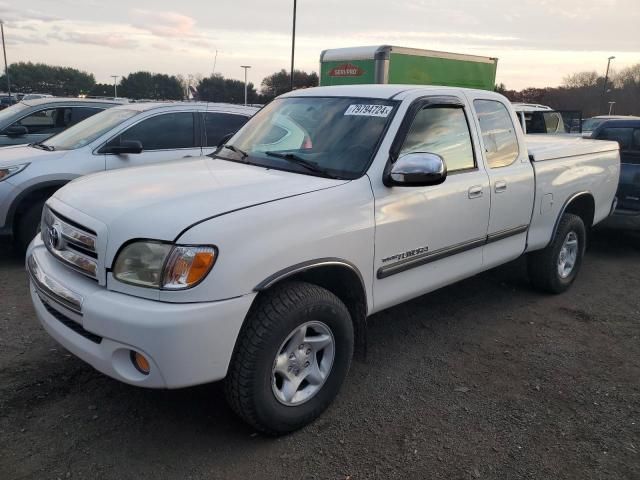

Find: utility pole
[110,75,119,98]
[241,65,251,105]
[212,49,218,76]
[290,0,297,91]
[0,20,10,97]
[600,56,615,114]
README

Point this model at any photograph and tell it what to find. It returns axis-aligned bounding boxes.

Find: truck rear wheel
[528,213,586,293]
[224,281,354,435]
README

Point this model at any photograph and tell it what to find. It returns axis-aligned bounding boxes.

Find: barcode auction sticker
[344,104,393,117]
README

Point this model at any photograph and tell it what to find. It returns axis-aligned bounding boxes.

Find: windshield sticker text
[344,104,393,117]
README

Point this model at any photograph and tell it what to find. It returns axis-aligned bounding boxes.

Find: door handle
[468,185,483,199]
[494,180,507,193]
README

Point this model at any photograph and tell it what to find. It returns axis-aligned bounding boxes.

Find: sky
[1,0,639,91]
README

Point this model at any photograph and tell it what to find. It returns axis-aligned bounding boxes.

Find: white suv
[0,102,258,251]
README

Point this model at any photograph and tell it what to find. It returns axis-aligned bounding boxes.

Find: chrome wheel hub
[557,231,578,279]
[271,321,335,406]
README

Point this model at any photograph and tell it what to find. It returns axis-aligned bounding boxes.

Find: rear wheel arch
[551,192,595,246]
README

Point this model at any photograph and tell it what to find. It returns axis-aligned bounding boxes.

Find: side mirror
[5,125,28,137]
[102,140,143,155]
[385,152,447,187]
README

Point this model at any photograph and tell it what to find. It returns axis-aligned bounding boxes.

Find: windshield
[214,96,397,179]
[41,108,138,150]
[582,118,607,132]
[0,102,29,126]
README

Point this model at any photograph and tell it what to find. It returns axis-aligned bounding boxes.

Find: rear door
[468,95,535,268]
[105,110,202,170]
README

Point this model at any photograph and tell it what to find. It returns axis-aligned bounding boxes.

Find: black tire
[14,200,46,255]
[528,213,586,294]
[225,281,354,435]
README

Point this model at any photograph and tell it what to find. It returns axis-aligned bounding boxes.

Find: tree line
[2,61,638,115]
[496,64,640,117]
[0,62,319,103]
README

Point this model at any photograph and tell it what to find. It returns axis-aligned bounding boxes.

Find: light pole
[600,56,615,114]
[0,20,10,97]
[240,65,251,105]
[290,0,297,92]
[608,101,616,115]
[110,75,119,98]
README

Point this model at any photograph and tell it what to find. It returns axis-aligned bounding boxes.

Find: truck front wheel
[224,281,354,435]
[528,213,586,293]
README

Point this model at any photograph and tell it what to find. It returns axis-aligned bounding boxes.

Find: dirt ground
[1,230,639,480]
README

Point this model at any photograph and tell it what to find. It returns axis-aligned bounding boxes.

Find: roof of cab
[280,84,504,101]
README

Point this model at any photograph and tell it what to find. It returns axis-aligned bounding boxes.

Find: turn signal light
[131,351,150,375]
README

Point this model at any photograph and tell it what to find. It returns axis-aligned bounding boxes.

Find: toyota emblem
[47,223,63,250]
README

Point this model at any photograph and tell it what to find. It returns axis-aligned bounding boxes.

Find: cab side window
[400,106,475,172]
[107,112,196,151]
[474,100,519,168]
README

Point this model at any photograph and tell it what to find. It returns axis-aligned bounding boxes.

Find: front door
[105,111,202,170]
[372,96,490,311]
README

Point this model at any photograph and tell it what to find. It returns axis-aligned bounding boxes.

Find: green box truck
[320,45,498,90]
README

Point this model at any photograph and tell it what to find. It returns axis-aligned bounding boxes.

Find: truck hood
[0,144,67,169]
[52,157,348,255]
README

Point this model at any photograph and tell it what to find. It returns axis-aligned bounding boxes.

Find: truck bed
[526,135,619,162]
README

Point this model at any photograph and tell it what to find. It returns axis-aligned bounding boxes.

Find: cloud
[0,3,61,23]
[130,10,196,38]
[5,33,48,45]
[48,31,138,49]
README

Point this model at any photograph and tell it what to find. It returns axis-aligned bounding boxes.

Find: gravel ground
[1,230,639,480]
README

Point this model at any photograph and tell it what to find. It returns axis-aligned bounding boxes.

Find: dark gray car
[592,119,640,230]
[0,98,123,147]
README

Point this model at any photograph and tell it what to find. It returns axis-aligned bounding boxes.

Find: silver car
[0,101,258,251]
[0,98,123,147]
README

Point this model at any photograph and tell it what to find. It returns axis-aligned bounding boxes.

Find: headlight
[113,241,217,290]
[0,163,29,182]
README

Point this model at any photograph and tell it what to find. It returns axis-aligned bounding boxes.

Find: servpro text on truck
[320,45,498,90]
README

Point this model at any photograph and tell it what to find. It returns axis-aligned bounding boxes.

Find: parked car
[20,93,54,101]
[591,119,640,230]
[0,102,258,250]
[582,115,640,137]
[0,98,122,146]
[512,103,582,134]
[26,85,618,435]
[0,95,18,110]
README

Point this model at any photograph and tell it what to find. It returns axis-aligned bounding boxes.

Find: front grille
[41,300,103,344]
[42,206,99,280]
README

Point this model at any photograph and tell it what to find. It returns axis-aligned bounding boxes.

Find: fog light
[130,351,150,375]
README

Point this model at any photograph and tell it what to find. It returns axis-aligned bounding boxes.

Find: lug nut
[299,345,304,350]
[306,348,312,355]
[304,361,310,367]
[287,366,293,372]
[289,353,295,360]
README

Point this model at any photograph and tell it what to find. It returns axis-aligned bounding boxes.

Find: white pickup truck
[27,85,619,435]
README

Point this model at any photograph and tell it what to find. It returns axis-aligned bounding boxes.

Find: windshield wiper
[265,151,337,179]
[31,143,55,151]
[222,144,248,159]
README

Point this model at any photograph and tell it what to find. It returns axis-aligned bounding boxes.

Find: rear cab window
[473,100,519,168]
